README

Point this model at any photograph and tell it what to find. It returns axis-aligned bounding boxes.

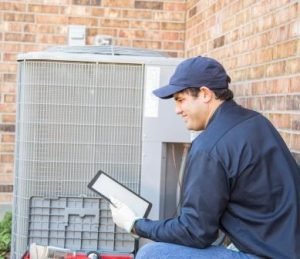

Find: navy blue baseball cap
[153,56,231,99]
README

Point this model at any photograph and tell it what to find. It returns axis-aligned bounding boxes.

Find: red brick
[24,24,38,33]
[286,95,300,110]
[274,40,297,59]
[251,81,265,95]
[290,134,300,150]
[0,84,16,94]
[134,30,146,38]
[4,95,16,103]
[4,13,34,22]
[36,25,56,34]
[0,64,17,73]
[240,23,255,38]
[145,30,164,40]
[115,38,132,47]
[257,79,287,95]
[265,61,285,77]
[118,29,135,38]
[261,96,286,111]
[135,1,163,10]
[0,2,26,12]
[22,44,44,52]
[269,113,291,129]
[4,33,22,42]
[1,134,15,143]
[161,22,185,30]
[103,0,133,7]
[101,19,129,28]
[36,15,68,24]
[133,40,161,49]
[236,9,250,26]
[213,35,225,49]
[28,4,60,13]
[3,53,17,62]
[91,7,105,16]
[0,175,13,184]
[3,22,23,32]
[87,27,117,37]
[162,31,184,41]
[72,0,90,5]
[249,65,265,80]
[69,16,98,26]
[130,20,160,30]
[223,18,235,33]
[0,154,14,163]
[4,33,35,43]
[163,41,184,51]
[279,131,291,147]
[0,144,14,153]
[256,48,273,63]
[188,6,197,17]
[0,104,16,113]
[0,194,13,203]
[290,76,300,92]
[285,58,300,74]
[164,2,185,11]
[0,163,13,174]
[36,34,66,44]
[104,8,123,18]
[291,114,300,130]
[153,11,185,22]
[249,96,262,111]
[1,43,22,52]
[2,114,16,123]
[0,124,12,132]
[122,9,152,19]
[3,74,16,83]
[72,0,101,5]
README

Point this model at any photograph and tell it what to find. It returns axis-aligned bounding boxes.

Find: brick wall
[185,0,300,162]
[0,0,186,206]
[0,0,299,206]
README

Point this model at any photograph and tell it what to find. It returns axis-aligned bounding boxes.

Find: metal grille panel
[12,60,144,258]
[28,197,132,252]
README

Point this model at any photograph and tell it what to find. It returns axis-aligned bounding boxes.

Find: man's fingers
[109,196,122,207]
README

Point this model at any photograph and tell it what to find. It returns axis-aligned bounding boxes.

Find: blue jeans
[135,242,261,259]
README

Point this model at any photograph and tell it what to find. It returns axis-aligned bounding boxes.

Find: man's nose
[175,104,182,115]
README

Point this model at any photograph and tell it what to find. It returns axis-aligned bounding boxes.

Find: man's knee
[135,242,158,259]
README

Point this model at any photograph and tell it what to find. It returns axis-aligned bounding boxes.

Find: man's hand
[109,197,140,238]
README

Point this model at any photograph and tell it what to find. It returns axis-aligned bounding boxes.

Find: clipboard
[88,170,152,218]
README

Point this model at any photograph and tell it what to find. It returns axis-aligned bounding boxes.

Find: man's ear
[199,86,213,103]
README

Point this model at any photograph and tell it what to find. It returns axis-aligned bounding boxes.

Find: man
[110,56,300,258]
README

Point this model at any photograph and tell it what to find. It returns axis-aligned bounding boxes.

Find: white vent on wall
[68,25,86,46]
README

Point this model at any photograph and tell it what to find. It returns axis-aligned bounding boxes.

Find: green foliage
[0,212,12,259]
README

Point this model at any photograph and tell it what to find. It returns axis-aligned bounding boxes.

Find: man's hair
[183,87,234,101]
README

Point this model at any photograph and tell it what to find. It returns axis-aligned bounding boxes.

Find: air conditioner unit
[12,46,191,258]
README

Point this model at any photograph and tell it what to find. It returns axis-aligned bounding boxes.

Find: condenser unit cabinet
[12,46,191,258]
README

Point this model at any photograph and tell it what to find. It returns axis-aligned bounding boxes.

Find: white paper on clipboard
[88,171,152,218]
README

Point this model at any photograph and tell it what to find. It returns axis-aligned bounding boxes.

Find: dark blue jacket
[135,100,300,258]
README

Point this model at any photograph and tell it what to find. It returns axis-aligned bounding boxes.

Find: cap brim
[152,85,186,99]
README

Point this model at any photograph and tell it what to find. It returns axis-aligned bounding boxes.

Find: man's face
[173,89,209,131]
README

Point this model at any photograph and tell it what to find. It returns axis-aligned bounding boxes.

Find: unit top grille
[46,45,169,57]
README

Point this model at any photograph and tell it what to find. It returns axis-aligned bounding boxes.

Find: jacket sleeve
[134,151,229,248]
